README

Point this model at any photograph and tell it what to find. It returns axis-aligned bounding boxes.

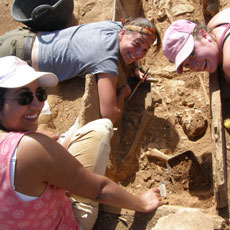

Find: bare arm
[15,133,161,212]
[207,8,230,83]
[206,8,230,83]
[36,127,59,140]
[207,8,230,29]
[222,42,230,84]
[97,73,131,123]
[94,178,161,212]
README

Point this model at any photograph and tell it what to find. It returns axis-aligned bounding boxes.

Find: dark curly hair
[0,88,8,130]
[0,87,7,111]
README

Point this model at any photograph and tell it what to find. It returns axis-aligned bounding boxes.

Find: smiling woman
[0,56,161,230]
[0,56,57,132]
[1,85,47,131]
[0,17,161,124]
[163,8,230,83]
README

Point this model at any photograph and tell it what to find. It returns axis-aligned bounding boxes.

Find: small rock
[178,109,208,140]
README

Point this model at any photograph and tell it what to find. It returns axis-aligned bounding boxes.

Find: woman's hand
[138,188,162,212]
[134,67,146,81]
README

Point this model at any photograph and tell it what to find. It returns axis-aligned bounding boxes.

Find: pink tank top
[0,132,78,230]
[218,23,230,50]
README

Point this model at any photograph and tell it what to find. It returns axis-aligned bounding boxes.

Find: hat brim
[1,70,58,88]
[38,72,58,87]
[175,35,194,74]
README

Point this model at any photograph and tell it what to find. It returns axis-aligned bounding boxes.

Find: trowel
[146,148,203,185]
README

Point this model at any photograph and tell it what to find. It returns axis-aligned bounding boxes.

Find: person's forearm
[117,91,126,113]
[102,86,129,124]
[224,73,230,85]
[94,179,145,212]
[93,177,160,213]
[116,84,131,113]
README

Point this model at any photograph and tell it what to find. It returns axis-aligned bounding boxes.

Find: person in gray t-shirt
[0,17,161,124]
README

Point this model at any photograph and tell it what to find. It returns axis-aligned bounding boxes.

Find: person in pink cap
[163,8,230,84]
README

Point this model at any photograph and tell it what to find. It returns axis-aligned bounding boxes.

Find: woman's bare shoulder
[21,132,56,146]
[18,132,64,161]
[16,132,73,176]
[208,8,230,29]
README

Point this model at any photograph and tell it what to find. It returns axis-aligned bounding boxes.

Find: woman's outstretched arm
[16,132,161,212]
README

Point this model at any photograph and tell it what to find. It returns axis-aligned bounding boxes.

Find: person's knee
[91,119,113,161]
[94,118,113,137]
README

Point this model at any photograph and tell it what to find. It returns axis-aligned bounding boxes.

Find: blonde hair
[192,21,213,40]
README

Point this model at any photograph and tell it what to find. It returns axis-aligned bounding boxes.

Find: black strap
[215,23,230,50]
[23,33,36,66]
[215,23,229,28]
[222,31,230,50]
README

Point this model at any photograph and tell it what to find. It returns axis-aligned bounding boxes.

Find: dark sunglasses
[5,88,47,106]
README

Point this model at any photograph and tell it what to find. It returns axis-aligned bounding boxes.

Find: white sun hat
[0,56,58,88]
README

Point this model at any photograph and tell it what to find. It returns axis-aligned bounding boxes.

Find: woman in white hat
[0,17,160,124]
[163,8,230,84]
[0,56,161,230]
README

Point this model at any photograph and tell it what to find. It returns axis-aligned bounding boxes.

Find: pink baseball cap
[163,19,196,74]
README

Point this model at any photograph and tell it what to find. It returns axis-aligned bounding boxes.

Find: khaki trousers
[60,118,113,230]
[0,27,36,65]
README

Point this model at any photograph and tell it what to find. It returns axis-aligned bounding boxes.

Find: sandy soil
[0,0,227,229]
